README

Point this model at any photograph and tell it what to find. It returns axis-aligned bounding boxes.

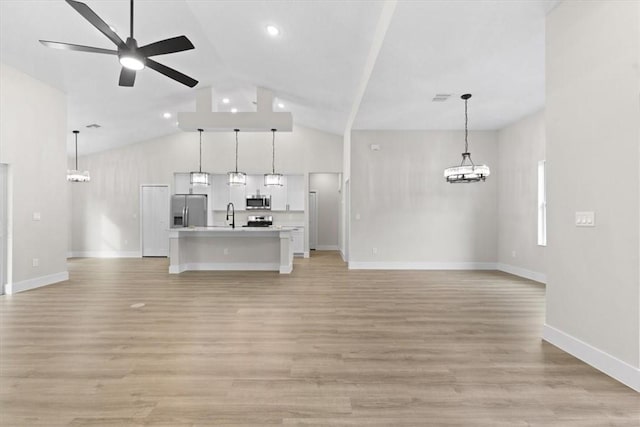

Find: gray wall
[545,0,639,374]
[349,130,498,267]
[497,110,546,281]
[70,125,342,255]
[0,63,68,291]
[310,173,340,250]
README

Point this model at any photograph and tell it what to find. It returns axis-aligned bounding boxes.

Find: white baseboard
[340,250,347,262]
[304,251,310,258]
[497,263,547,284]
[543,324,640,392]
[67,251,141,258]
[348,261,497,270]
[169,262,281,274]
[4,271,69,295]
[315,245,339,251]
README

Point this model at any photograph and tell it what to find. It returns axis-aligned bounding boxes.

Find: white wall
[310,173,340,250]
[544,0,640,390]
[497,110,546,282]
[349,130,498,268]
[0,63,68,293]
[70,125,342,255]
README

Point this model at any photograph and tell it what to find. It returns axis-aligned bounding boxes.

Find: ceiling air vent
[86,123,101,129]
[432,93,452,102]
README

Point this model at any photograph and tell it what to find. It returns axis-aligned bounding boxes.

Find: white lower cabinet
[290,227,304,255]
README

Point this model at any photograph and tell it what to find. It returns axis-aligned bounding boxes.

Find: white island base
[169,227,293,274]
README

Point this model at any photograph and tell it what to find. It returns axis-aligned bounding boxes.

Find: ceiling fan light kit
[444,94,491,183]
[40,0,198,88]
[67,130,90,182]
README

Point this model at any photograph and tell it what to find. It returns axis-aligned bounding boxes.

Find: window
[537,160,547,246]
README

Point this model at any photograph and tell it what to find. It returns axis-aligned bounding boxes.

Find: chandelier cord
[464,97,469,154]
[234,129,239,173]
[271,129,276,174]
[198,129,203,173]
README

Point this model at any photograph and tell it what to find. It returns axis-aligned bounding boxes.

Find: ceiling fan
[39,0,198,88]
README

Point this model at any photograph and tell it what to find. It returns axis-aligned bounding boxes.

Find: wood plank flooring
[1,251,638,426]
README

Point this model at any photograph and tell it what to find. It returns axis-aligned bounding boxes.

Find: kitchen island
[168,227,293,274]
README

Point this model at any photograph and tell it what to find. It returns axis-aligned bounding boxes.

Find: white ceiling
[0,0,557,155]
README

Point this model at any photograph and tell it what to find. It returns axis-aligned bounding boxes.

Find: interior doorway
[141,185,170,257]
[308,173,341,256]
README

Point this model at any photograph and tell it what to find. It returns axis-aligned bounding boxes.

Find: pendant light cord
[198,128,203,173]
[234,129,239,173]
[464,97,469,154]
[271,129,276,174]
[73,130,79,170]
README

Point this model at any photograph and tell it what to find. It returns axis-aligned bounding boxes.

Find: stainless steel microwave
[246,195,271,210]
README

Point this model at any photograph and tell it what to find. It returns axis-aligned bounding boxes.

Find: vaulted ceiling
[0,0,557,155]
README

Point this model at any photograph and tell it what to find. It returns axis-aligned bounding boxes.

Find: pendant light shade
[67,130,90,182]
[228,129,246,186]
[190,128,210,186]
[264,128,283,187]
[444,94,490,183]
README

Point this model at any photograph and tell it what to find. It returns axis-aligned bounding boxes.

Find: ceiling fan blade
[65,0,125,48]
[119,68,136,87]
[39,40,117,55]
[146,58,198,88]
[138,36,195,57]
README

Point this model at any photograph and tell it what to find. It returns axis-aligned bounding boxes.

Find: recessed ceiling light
[277,102,285,109]
[222,98,230,104]
[163,112,171,119]
[231,108,238,114]
[266,25,280,37]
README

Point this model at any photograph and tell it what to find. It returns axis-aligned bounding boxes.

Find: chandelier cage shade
[264,128,283,187]
[67,130,90,182]
[190,128,210,186]
[443,93,491,183]
[228,129,246,186]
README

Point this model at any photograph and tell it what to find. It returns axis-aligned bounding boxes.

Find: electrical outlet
[511,250,517,258]
[372,247,377,255]
[32,258,39,267]
[224,248,229,255]
[32,212,41,221]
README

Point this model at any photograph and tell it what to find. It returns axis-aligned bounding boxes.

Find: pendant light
[190,128,210,186]
[228,129,246,186]
[444,94,490,183]
[66,130,90,182]
[264,128,283,187]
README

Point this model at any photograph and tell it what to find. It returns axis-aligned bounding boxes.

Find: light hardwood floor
[1,252,638,426]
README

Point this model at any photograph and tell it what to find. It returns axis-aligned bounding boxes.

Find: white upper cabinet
[287,174,305,211]
[269,175,287,211]
[212,174,229,210]
[174,173,191,194]
[246,174,266,197]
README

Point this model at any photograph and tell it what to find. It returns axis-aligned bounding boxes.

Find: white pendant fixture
[190,128,210,186]
[228,129,246,186]
[444,94,490,183]
[67,130,90,182]
[264,128,283,187]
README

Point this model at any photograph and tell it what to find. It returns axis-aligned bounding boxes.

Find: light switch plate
[575,211,595,227]
[32,212,41,221]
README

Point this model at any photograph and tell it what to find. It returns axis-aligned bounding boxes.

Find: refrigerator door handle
[185,206,189,227]
[182,205,187,227]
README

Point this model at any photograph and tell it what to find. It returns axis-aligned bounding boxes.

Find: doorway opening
[308,173,341,258]
[0,164,7,295]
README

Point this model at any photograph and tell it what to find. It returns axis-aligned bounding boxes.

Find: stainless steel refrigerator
[171,194,207,227]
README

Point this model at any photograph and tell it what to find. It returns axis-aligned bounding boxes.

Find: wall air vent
[432,93,452,102]
[86,123,101,129]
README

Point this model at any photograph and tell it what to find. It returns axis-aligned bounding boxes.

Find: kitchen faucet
[226,202,235,229]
